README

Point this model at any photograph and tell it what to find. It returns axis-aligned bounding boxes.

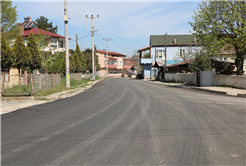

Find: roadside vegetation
[34,76,100,97]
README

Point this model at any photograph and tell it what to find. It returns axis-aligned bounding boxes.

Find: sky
[12,0,201,60]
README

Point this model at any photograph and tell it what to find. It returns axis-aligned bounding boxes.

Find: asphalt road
[1,78,245,165]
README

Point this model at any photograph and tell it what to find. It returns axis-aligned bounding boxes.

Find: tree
[60,55,66,75]
[51,51,64,74]
[12,36,30,85]
[189,50,211,72]
[73,45,83,73]
[1,0,20,45]
[27,32,42,73]
[173,45,201,62]
[143,52,150,58]
[1,36,14,71]
[69,55,75,74]
[189,1,246,75]
[34,16,58,34]
[83,48,100,73]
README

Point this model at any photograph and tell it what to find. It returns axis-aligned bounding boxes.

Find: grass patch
[34,85,69,96]
[3,85,30,95]
[34,76,99,97]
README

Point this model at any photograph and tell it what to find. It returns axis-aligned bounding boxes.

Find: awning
[150,60,165,68]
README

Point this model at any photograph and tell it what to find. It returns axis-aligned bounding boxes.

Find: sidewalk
[143,80,246,97]
[0,79,102,115]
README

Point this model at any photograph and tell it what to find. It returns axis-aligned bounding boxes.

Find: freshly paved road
[1,78,245,165]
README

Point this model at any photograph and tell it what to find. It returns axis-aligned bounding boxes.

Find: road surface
[1,78,245,165]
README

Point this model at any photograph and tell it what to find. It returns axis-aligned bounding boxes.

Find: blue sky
[12,0,201,60]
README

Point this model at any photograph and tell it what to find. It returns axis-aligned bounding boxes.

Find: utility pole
[64,0,70,87]
[76,34,78,46]
[103,38,111,76]
[86,15,99,80]
[164,32,167,82]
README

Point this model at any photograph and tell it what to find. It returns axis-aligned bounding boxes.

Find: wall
[165,73,196,85]
[213,75,246,89]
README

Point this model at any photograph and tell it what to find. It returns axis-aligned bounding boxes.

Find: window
[180,49,185,57]
[156,50,163,58]
[115,61,118,65]
[244,57,246,65]
[224,57,227,61]
[58,41,63,48]
[4,69,10,82]
[120,61,123,65]
[123,61,127,65]
[24,40,28,46]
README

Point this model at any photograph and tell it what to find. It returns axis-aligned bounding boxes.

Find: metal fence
[1,73,62,96]
[32,74,61,94]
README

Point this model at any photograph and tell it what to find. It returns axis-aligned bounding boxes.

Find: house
[138,34,199,79]
[2,16,67,86]
[17,16,67,55]
[95,50,132,77]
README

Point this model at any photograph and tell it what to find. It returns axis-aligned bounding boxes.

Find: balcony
[108,64,117,68]
[140,58,152,64]
[123,65,132,69]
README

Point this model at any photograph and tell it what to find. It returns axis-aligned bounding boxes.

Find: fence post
[46,74,48,89]
[52,73,54,87]
[31,73,33,96]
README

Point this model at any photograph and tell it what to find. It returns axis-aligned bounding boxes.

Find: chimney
[24,16,31,23]
[174,36,176,44]
[19,24,24,35]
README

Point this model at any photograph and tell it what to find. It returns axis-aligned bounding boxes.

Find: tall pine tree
[1,36,14,72]
[74,45,84,73]
[12,35,30,85]
[27,32,42,73]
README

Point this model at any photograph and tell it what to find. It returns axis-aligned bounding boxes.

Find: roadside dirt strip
[0,79,103,115]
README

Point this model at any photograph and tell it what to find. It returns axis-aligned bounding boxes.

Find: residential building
[16,16,66,55]
[138,34,199,79]
[2,16,67,84]
[95,50,132,76]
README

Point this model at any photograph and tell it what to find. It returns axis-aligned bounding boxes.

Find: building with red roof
[16,16,67,55]
[95,50,133,76]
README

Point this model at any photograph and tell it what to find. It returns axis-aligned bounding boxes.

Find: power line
[69,34,90,42]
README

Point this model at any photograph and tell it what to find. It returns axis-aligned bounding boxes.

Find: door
[197,71,201,87]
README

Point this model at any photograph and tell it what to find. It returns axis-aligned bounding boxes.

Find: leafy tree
[12,36,30,85]
[60,54,75,74]
[189,50,211,72]
[34,16,58,34]
[27,32,42,73]
[189,1,246,75]
[173,45,201,62]
[1,0,20,45]
[83,48,100,73]
[1,36,14,72]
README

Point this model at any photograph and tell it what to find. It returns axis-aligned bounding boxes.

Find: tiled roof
[96,50,126,57]
[23,28,65,38]
[150,35,197,46]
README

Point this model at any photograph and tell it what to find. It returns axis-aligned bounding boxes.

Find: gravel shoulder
[0,79,102,115]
